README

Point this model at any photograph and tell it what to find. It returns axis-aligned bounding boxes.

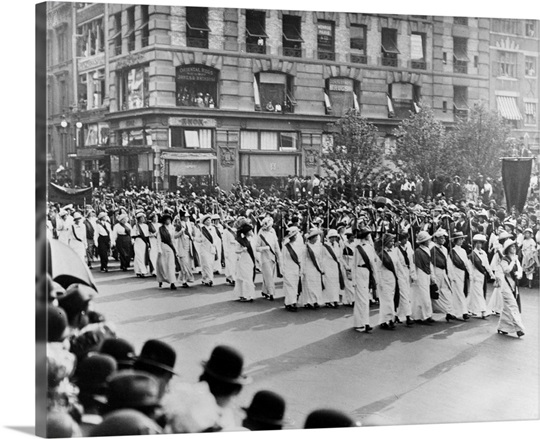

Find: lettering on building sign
[169,117,217,127]
[116,54,146,69]
[176,65,218,82]
[78,54,105,72]
[329,78,353,92]
[119,119,143,129]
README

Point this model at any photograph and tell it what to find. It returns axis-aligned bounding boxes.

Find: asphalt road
[91,261,539,429]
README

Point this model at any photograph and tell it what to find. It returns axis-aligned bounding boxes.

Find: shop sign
[176,65,218,82]
[169,117,217,127]
[78,53,105,72]
[329,78,353,92]
[118,118,144,129]
[116,53,146,69]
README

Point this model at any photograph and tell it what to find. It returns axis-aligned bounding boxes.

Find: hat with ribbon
[201,345,252,385]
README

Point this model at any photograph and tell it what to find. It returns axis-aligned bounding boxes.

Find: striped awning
[497,96,522,120]
[525,102,536,115]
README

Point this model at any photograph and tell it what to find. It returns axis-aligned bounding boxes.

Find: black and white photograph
[13,0,540,437]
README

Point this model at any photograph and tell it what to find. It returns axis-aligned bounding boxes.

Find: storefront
[162,151,216,193]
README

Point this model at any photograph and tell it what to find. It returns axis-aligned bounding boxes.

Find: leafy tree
[321,109,383,199]
[391,104,451,180]
[448,103,512,181]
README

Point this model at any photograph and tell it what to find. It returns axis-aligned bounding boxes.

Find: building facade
[45,3,539,190]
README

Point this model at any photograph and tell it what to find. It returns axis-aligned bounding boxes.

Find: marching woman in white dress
[222,217,237,286]
[321,229,344,308]
[68,212,88,263]
[395,232,415,326]
[256,216,282,301]
[340,229,356,307]
[448,232,471,321]
[410,231,436,325]
[196,214,217,287]
[467,234,495,319]
[147,212,159,276]
[234,219,257,303]
[376,234,399,330]
[156,212,179,290]
[496,240,525,338]
[281,226,303,312]
[521,228,538,289]
[487,231,512,315]
[430,228,458,322]
[131,211,152,278]
[300,228,325,309]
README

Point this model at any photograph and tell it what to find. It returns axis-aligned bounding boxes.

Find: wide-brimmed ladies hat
[200,214,212,224]
[285,226,299,239]
[433,228,448,238]
[261,216,274,228]
[524,228,533,235]
[498,230,512,241]
[502,239,516,254]
[416,231,432,244]
[118,214,128,223]
[306,228,323,240]
[97,212,108,220]
[326,229,339,239]
[472,234,487,242]
[73,212,83,221]
[451,231,466,240]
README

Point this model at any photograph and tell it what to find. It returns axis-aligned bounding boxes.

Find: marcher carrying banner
[501,158,533,213]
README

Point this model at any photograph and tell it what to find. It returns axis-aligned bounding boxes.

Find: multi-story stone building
[45,3,539,190]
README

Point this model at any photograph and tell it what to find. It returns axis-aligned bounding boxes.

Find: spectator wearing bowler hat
[99,338,136,370]
[89,409,162,436]
[133,339,178,398]
[47,306,69,343]
[73,353,117,435]
[199,344,252,430]
[242,390,287,431]
[57,283,95,335]
[104,370,166,427]
[304,408,358,429]
[47,411,82,438]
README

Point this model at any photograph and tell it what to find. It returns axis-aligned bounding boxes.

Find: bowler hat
[100,338,136,369]
[57,284,94,321]
[202,345,252,385]
[89,409,162,436]
[47,411,82,438]
[304,409,357,429]
[74,353,117,396]
[243,390,286,427]
[106,371,161,410]
[134,339,177,376]
[48,306,69,342]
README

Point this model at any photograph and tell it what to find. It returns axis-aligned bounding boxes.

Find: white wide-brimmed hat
[502,239,516,254]
[416,231,432,244]
[433,228,448,238]
[306,228,323,240]
[472,234,487,242]
[326,229,339,239]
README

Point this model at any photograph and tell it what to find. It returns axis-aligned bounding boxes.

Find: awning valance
[497,96,522,120]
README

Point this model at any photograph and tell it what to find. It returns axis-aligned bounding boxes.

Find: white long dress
[376,249,399,324]
[299,242,324,306]
[431,244,454,315]
[411,246,434,321]
[148,220,159,275]
[156,224,177,285]
[321,242,341,304]
[448,245,471,317]
[281,238,304,306]
[467,248,493,316]
[497,256,525,334]
[132,223,151,276]
[234,239,256,300]
[222,228,237,283]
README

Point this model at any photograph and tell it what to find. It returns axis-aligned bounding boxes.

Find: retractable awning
[525,102,536,115]
[497,96,522,120]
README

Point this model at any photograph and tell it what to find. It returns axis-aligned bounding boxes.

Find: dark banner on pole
[501,158,533,213]
[48,182,93,207]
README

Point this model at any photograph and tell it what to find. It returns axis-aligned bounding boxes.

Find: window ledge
[496,76,519,81]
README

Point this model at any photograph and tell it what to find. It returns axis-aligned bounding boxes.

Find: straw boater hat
[502,239,516,254]
[416,231,431,244]
[451,231,466,240]
[200,214,212,224]
[472,234,487,242]
[211,214,220,221]
[98,212,108,220]
[73,212,83,221]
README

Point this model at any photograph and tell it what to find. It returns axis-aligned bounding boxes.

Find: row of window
[492,18,537,37]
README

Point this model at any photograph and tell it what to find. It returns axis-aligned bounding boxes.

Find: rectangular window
[246,10,267,54]
[139,5,150,47]
[350,24,367,64]
[325,78,360,116]
[59,78,67,110]
[77,18,104,57]
[170,127,212,149]
[317,20,335,60]
[381,28,399,67]
[525,102,537,125]
[492,19,520,35]
[186,7,209,49]
[411,32,426,69]
[454,17,468,26]
[388,82,416,118]
[525,56,537,76]
[497,51,517,78]
[57,28,67,63]
[454,86,468,119]
[119,129,152,147]
[118,65,149,110]
[525,20,536,37]
[112,13,122,55]
[453,37,468,73]
[176,65,218,108]
[92,69,105,108]
[240,131,298,150]
[256,72,294,113]
[282,15,303,58]
[126,7,135,52]
[78,74,88,110]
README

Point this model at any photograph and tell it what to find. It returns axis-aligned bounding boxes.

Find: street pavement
[91,260,539,429]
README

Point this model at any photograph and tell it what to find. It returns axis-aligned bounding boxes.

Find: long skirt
[260,260,277,297]
[299,267,323,306]
[149,236,158,274]
[116,235,132,270]
[282,270,301,306]
[395,275,413,320]
[467,273,487,315]
[97,236,110,270]
[488,286,503,314]
[497,286,525,334]
[200,249,214,283]
[431,268,454,315]
[69,240,86,264]
[451,270,468,317]
[378,271,397,324]
[133,238,151,276]
[353,268,371,327]
[156,246,177,285]
[410,270,432,321]
[224,251,236,281]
